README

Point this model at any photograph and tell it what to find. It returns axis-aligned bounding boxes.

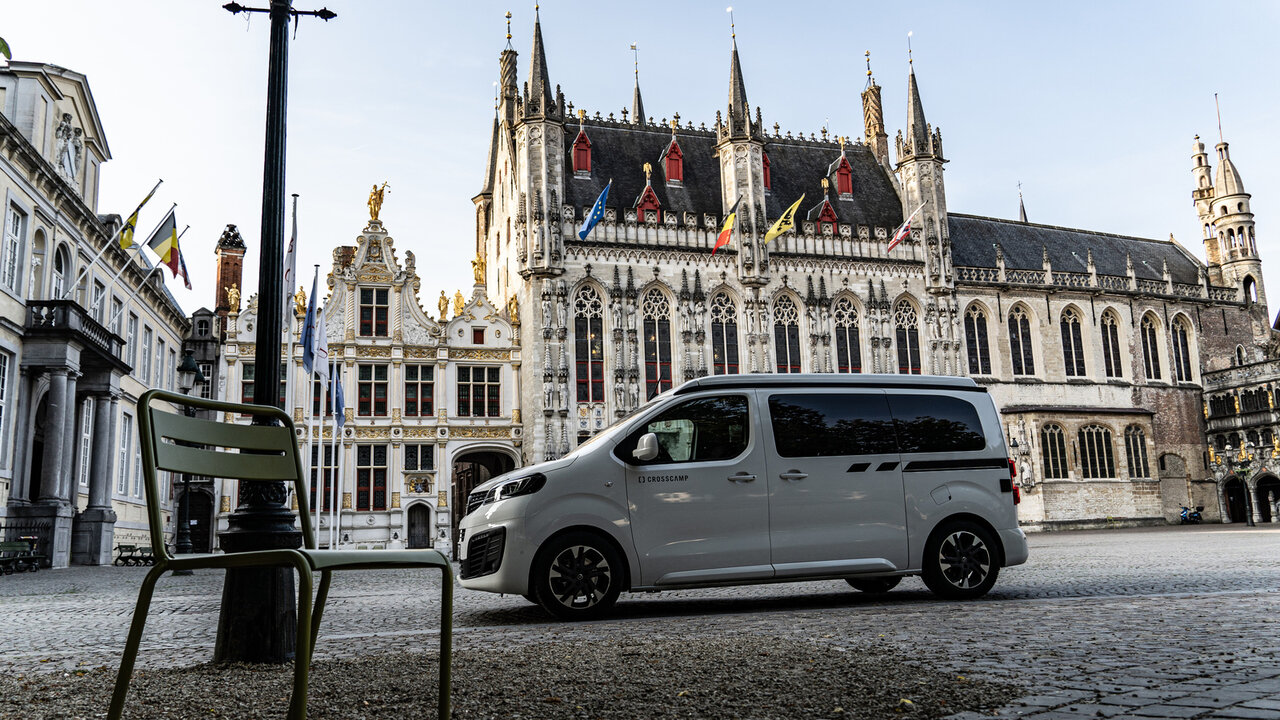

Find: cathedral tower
[714,34,767,285]
[1194,134,1264,308]
[894,59,950,291]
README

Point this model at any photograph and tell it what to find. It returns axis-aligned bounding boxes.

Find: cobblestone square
[1,525,1278,718]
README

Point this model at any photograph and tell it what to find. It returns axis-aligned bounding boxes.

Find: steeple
[1018,185,1028,222]
[630,42,645,125]
[526,5,556,118]
[861,51,890,169]
[1213,141,1246,197]
[905,65,930,155]
[499,12,519,130]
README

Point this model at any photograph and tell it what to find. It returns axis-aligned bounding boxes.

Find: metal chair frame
[108,389,452,719]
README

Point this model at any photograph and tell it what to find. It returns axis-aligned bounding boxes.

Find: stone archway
[1223,477,1248,523]
[27,393,49,503]
[1255,475,1280,524]
[406,503,433,549]
[450,448,518,555]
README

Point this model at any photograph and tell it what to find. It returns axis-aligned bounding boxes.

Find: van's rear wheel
[922,520,999,600]
[532,532,623,620]
[845,576,902,593]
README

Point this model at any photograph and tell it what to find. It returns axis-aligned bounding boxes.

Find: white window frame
[127,313,139,368]
[78,399,94,487]
[0,351,10,468]
[117,413,133,495]
[141,327,154,384]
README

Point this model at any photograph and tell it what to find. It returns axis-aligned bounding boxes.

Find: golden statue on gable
[472,252,487,284]
[368,181,390,222]
[294,286,307,318]
[226,283,240,313]
[453,290,465,317]
[507,294,519,325]
[438,290,449,322]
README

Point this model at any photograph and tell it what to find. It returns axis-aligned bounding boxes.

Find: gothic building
[219,212,521,552]
[474,13,1272,528]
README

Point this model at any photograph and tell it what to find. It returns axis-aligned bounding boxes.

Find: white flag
[283,195,298,317]
[313,301,329,381]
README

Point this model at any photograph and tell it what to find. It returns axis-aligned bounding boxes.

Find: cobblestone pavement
[2,525,1278,719]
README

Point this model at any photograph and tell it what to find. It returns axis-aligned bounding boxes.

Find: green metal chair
[108,389,453,720]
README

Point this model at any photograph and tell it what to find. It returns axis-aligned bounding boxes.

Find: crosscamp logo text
[637,474,689,484]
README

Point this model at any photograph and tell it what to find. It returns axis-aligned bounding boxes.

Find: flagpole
[90,205,177,314]
[105,225,189,332]
[328,357,336,547]
[315,359,326,547]
[63,179,163,299]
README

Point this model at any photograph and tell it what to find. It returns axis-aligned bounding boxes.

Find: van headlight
[467,473,547,513]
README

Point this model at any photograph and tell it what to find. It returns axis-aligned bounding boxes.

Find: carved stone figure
[226,283,240,313]
[556,298,567,329]
[614,382,625,408]
[543,379,554,408]
[628,383,639,409]
[453,290,465,316]
[472,253,486,284]
[438,291,449,321]
[368,182,390,222]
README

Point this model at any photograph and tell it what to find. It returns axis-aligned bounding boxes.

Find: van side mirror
[632,432,659,462]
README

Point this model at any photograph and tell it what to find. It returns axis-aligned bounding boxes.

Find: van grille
[461,527,505,579]
[466,489,490,515]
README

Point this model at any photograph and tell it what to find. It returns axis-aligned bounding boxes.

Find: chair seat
[302,548,451,571]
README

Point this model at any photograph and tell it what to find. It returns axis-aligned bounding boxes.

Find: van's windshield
[570,388,675,455]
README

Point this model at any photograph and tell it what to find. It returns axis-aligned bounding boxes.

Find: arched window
[1008,306,1035,376]
[1236,345,1246,366]
[1078,424,1116,479]
[1060,307,1086,377]
[1100,310,1123,378]
[1140,315,1162,380]
[642,289,673,399]
[572,130,592,174]
[1244,276,1258,304]
[1170,317,1193,382]
[1125,425,1150,479]
[1246,430,1260,447]
[574,286,605,403]
[833,297,862,373]
[1041,424,1069,479]
[762,151,771,190]
[663,140,683,183]
[773,296,802,373]
[709,293,740,375]
[895,300,921,374]
[964,305,991,375]
[52,245,68,299]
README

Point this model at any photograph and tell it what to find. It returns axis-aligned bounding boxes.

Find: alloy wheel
[937,530,991,589]
[547,544,613,610]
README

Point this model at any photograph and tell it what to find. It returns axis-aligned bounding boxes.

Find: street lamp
[1209,443,1257,527]
[173,349,206,576]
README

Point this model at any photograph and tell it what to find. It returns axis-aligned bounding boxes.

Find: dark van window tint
[769,393,896,457]
[621,395,750,465]
[887,394,985,453]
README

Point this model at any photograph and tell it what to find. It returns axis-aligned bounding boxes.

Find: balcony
[24,300,128,371]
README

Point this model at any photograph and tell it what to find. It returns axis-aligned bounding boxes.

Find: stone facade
[0,61,190,566]
[470,14,1272,529]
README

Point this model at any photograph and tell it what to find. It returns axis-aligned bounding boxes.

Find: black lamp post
[216,0,336,666]
[1211,443,1257,527]
[172,349,206,576]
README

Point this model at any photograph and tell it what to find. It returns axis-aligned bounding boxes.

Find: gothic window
[1078,424,1116,479]
[710,293,740,375]
[964,305,991,375]
[1100,310,1123,379]
[1125,426,1150,479]
[309,444,337,512]
[572,130,591,174]
[663,140,683,183]
[773,296,802,373]
[1140,315,1161,380]
[833,297,862,373]
[359,287,389,337]
[1236,345,1246,366]
[1171,317,1193,382]
[1008,306,1035,376]
[642,289,673,398]
[762,151,771,190]
[895,300,921,374]
[2,206,24,293]
[574,286,605,402]
[1041,424,1068,479]
[1060,307,1086,377]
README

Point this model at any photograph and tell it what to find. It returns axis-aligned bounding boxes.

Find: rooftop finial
[493,81,499,109]
[865,50,873,77]
[643,162,652,182]
[578,108,586,131]
[907,30,914,66]
[839,135,846,154]
[1215,92,1224,143]
[505,11,512,48]
[727,6,735,39]
[631,42,639,81]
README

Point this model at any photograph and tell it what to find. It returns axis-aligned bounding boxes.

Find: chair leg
[310,570,332,653]
[438,564,453,720]
[107,565,166,720]
[287,562,315,720]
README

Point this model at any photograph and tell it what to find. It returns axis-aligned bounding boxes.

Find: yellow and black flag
[119,184,159,249]
[764,194,805,244]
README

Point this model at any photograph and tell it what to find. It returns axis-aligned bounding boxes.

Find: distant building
[0,61,190,566]
[469,13,1273,528]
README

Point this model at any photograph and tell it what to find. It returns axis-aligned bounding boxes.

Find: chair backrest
[137,389,315,561]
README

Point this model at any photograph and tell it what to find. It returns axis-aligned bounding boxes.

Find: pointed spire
[527,5,554,117]
[1214,141,1247,196]
[906,63,930,156]
[630,42,645,125]
[479,110,500,195]
[1018,182,1028,223]
[728,37,751,137]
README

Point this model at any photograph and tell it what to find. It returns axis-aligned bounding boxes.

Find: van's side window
[620,395,750,465]
[768,393,896,457]
[887,394,985,453]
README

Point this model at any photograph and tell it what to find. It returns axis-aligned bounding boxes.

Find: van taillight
[1008,459,1020,504]
[1013,485,1021,505]
[1008,459,1017,478]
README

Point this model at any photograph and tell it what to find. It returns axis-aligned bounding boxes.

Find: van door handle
[728,473,756,483]
[779,471,808,481]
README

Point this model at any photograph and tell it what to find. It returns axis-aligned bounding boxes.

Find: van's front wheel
[532,532,623,620]
[921,520,999,599]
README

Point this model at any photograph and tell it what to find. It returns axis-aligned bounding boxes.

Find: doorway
[1224,477,1247,523]
[187,490,214,553]
[407,504,432,549]
[1255,475,1279,523]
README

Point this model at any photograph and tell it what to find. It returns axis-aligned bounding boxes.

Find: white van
[458,374,1028,619]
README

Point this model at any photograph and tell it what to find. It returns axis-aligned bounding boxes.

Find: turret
[1204,137,1264,307]
[517,8,565,276]
[860,52,890,171]
[894,57,950,290]
[713,31,767,286]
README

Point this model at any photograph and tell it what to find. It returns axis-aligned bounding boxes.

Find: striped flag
[888,202,926,252]
[712,196,742,255]
[145,210,189,288]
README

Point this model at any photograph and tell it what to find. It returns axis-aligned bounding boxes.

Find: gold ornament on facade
[438,291,449,322]
[450,348,509,361]
[451,426,509,439]
[453,290,465,316]
[344,408,355,424]
[508,295,519,325]
[356,345,391,358]
[437,491,448,508]
[368,181,390,222]
[220,496,231,513]
[342,492,352,510]
[226,283,240,313]
[511,409,521,424]
[294,286,307,318]
[391,492,401,509]
[472,253,486,284]
[392,408,402,423]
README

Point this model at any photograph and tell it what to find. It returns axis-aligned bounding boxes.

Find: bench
[0,540,43,574]
[113,545,157,567]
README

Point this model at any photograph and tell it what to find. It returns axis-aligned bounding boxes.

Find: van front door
[763,391,908,576]
[618,392,771,586]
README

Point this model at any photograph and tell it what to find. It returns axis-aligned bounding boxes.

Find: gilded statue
[438,290,449,322]
[226,283,240,313]
[368,181,390,222]
[507,294,519,324]
[294,286,307,318]
[453,290,465,317]
[471,253,487,284]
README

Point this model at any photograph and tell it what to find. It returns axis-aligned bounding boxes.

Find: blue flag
[332,364,345,427]
[301,267,319,375]
[577,180,612,240]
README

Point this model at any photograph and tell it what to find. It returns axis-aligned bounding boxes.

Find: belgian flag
[712,196,742,255]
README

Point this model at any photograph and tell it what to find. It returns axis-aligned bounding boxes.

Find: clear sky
[5,1,1278,318]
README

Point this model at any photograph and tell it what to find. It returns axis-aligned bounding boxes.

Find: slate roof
[563,120,902,231]
[948,214,1203,284]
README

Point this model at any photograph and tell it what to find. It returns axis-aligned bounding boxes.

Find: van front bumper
[999,527,1029,567]
[457,514,534,596]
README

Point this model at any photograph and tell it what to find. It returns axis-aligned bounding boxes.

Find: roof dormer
[572,128,592,176]
[661,137,683,185]
[635,162,662,223]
